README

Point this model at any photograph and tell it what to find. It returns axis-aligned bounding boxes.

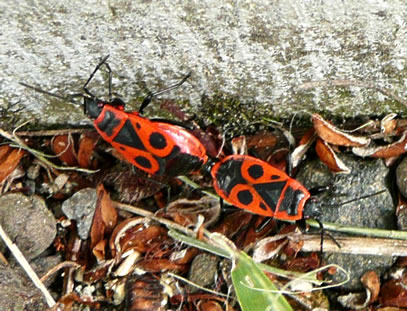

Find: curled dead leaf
[361,270,380,303]
[113,249,141,277]
[197,300,224,311]
[0,146,26,183]
[92,239,107,261]
[90,184,117,252]
[0,144,12,162]
[315,138,351,174]
[83,259,115,283]
[312,114,370,147]
[109,217,150,260]
[247,131,278,149]
[98,184,117,231]
[164,197,220,228]
[252,234,289,262]
[212,210,253,238]
[51,134,77,166]
[291,128,316,169]
[77,132,99,169]
[381,113,398,135]
[231,135,247,155]
[353,131,407,158]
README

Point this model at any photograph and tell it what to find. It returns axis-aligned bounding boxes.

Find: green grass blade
[231,252,293,311]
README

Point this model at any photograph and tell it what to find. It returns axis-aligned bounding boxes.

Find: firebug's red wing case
[93,105,208,176]
[211,154,310,220]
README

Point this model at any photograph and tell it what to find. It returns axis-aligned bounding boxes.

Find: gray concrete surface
[1,0,407,126]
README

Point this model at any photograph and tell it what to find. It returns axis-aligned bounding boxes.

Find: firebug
[208,154,322,222]
[21,56,208,176]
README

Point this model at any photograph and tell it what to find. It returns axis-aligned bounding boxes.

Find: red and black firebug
[21,56,208,176]
[207,154,322,222]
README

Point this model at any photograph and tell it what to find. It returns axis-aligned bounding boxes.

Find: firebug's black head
[83,96,125,119]
[83,96,103,119]
[303,197,322,219]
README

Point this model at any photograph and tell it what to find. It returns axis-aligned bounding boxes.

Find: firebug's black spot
[248,164,263,179]
[237,189,253,205]
[271,175,280,180]
[150,132,167,149]
[119,146,126,151]
[135,156,152,169]
[136,122,141,129]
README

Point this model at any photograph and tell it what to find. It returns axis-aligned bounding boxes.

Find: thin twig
[15,128,91,137]
[0,223,56,307]
[290,233,407,256]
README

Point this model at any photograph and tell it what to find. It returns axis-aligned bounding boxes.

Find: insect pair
[20,56,322,227]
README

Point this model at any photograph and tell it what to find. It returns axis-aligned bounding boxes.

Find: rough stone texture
[397,156,407,198]
[297,154,395,290]
[0,255,61,311]
[298,153,394,229]
[61,188,97,240]
[1,1,407,128]
[0,193,57,259]
[187,253,219,293]
[0,265,45,311]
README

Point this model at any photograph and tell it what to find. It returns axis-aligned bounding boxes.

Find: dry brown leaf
[361,270,380,303]
[315,138,351,174]
[353,131,407,158]
[197,300,224,311]
[92,239,107,261]
[90,185,117,251]
[109,217,147,260]
[0,147,26,183]
[380,276,407,307]
[247,131,278,149]
[312,114,370,147]
[77,132,99,169]
[0,145,12,162]
[98,184,117,232]
[381,113,398,135]
[51,134,77,166]
[252,235,288,262]
[291,128,316,169]
[125,274,169,311]
[90,196,104,251]
[212,210,253,238]
[164,197,220,228]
